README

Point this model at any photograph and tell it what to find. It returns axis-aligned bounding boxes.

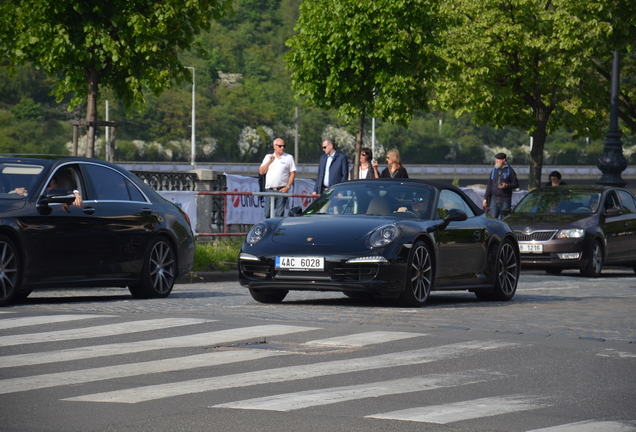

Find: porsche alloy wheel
[476,239,518,301]
[399,240,433,307]
[129,236,176,299]
[0,235,19,306]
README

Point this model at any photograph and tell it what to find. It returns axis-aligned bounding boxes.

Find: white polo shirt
[260,152,297,189]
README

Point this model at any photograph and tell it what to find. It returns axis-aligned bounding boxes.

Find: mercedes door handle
[141,208,153,215]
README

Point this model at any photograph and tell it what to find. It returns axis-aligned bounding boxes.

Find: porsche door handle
[82,207,96,215]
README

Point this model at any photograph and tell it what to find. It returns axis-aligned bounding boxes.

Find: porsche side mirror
[288,206,303,217]
[604,207,622,217]
[445,208,468,222]
[427,209,468,233]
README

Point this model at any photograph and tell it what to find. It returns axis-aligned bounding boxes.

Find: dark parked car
[505,185,636,276]
[0,155,195,305]
[239,179,520,307]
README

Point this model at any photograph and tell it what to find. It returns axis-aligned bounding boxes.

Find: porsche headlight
[246,222,270,245]
[369,224,401,248]
[555,229,585,239]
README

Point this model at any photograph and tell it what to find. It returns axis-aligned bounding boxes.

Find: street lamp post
[596,51,627,187]
[186,67,196,168]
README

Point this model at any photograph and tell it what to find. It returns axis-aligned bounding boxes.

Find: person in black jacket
[373,149,408,179]
[483,152,518,219]
[312,138,349,196]
[545,170,567,186]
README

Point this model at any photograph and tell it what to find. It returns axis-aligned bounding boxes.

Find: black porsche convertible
[239,179,520,307]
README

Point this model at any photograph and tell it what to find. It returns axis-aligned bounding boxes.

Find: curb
[176,271,238,284]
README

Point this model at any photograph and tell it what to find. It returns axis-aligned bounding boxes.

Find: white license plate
[519,243,543,253]
[276,256,324,271]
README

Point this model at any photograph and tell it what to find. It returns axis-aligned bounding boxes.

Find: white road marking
[212,370,503,411]
[597,349,636,359]
[0,325,319,368]
[0,318,213,347]
[64,340,520,403]
[0,314,115,330]
[527,420,636,431]
[367,395,546,423]
[0,349,290,395]
[304,331,427,347]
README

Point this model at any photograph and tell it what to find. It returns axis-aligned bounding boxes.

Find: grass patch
[193,237,244,272]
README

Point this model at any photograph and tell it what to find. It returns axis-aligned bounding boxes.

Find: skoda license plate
[276,257,324,271]
[519,243,543,253]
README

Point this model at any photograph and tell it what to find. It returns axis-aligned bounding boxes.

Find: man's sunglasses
[275,144,286,148]
[412,197,426,202]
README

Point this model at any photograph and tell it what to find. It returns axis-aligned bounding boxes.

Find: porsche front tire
[398,240,433,307]
[249,288,288,304]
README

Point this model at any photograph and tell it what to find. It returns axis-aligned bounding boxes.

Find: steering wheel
[572,207,592,214]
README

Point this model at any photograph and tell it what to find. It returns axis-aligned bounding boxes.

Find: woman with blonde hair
[373,149,408,178]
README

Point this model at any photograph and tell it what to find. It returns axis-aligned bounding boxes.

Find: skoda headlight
[246,222,270,245]
[555,229,585,239]
[369,224,401,248]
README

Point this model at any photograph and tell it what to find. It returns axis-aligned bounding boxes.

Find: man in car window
[48,175,83,211]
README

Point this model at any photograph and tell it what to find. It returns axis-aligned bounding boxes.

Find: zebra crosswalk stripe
[367,395,547,423]
[212,370,504,411]
[63,340,520,404]
[304,331,427,347]
[0,314,116,330]
[0,349,290,395]
[526,420,636,431]
[0,318,214,347]
[0,324,320,368]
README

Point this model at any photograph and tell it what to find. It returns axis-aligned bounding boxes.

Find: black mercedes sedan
[239,179,520,307]
[0,155,195,305]
[505,185,636,277]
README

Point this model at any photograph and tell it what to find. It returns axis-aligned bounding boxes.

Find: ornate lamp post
[596,51,627,187]
[186,67,196,168]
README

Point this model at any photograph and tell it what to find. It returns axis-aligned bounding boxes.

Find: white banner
[157,191,198,233]
[224,174,316,224]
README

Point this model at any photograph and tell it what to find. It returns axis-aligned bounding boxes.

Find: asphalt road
[0,268,634,432]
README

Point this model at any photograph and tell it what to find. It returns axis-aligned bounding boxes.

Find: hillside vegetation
[0,0,633,166]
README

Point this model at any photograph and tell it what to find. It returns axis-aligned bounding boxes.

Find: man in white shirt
[259,138,297,218]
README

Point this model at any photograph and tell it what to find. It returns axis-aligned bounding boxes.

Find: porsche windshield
[304,182,436,219]
[513,189,602,214]
[0,162,44,200]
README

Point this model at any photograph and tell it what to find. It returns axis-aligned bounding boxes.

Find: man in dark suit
[312,138,349,196]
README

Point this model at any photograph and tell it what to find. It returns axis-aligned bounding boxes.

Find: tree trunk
[85,68,99,159]
[353,107,365,180]
[528,108,550,191]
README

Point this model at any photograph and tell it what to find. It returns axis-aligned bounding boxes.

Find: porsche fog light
[369,224,401,248]
[558,252,581,260]
[555,229,584,239]
[239,252,260,261]
[246,222,270,245]
[346,256,388,264]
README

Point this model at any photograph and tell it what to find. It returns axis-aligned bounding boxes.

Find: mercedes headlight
[246,222,270,245]
[369,224,401,248]
[555,229,585,239]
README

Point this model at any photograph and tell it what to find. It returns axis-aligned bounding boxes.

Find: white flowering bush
[321,125,386,160]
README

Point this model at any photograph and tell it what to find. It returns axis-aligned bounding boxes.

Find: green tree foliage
[0,0,234,157]
[434,0,634,189]
[285,0,442,177]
